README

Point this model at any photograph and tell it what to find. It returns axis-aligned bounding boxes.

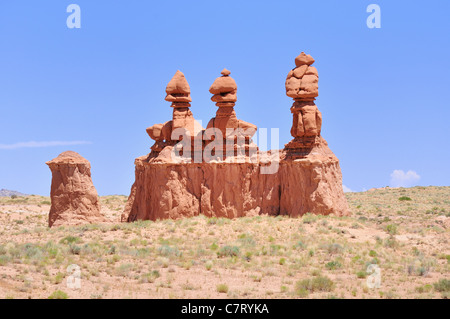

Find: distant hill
[0,189,27,197]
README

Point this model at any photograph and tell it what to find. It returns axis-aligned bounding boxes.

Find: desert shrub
[356,271,367,278]
[433,279,450,292]
[383,236,398,248]
[0,255,10,266]
[294,241,306,250]
[385,224,398,235]
[217,246,240,258]
[302,213,318,224]
[398,196,412,201]
[115,263,134,277]
[216,284,229,293]
[321,243,344,255]
[157,245,181,257]
[325,260,342,270]
[237,233,255,247]
[69,245,81,255]
[415,284,433,293]
[205,260,213,270]
[54,272,65,284]
[295,276,335,297]
[48,290,68,299]
[207,217,218,225]
[139,270,160,283]
[59,236,81,245]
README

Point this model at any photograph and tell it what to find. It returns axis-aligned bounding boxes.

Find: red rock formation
[281,52,348,215]
[46,151,106,227]
[206,69,257,160]
[147,70,203,160]
[285,52,323,158]
[122,55,349,222]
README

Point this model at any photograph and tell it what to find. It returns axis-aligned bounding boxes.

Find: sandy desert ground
[0,186,448,299]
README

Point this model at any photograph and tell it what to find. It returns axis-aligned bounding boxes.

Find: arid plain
[0,186,448,299]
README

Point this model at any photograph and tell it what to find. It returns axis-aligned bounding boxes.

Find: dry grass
[0,186,448,299]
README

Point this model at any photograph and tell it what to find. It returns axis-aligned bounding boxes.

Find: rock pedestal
[46,151,105,227]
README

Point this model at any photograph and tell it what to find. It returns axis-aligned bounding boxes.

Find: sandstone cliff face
[122,139,348,222]
[46,151,105,227]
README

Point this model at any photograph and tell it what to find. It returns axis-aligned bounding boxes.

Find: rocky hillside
[0,189,27,197]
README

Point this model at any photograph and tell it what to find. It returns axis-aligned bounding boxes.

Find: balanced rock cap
[295,52,315,67]
[209,69,237,95]
[165,70,192,103]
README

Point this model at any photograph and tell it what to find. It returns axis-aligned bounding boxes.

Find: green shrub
[295,276,335,297]
[398,196,412,201]
[139,270,160,283]
[325,261,342,270]
[157,245,181,257]
[415,284,433,293]
[48,290,68,299]
[217,246,240,258]
[216,284,229,293]
[356,271,367,279]
[433,279,450,292]
[385,224,398,235]
[54,272,65,284]
[302,213,318,224]
[59,236,81,245]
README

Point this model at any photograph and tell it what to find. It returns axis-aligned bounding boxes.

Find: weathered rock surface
[122,54,349,222]
[46,151,105,227]
[122,142,348,221]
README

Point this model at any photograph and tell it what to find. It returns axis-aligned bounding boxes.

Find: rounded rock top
[46,151,90,166]
[295,52,315,67]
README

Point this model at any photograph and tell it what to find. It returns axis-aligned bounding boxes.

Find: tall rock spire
[285,52,322,157]
[146,70,203,155]
[206,69,256,159]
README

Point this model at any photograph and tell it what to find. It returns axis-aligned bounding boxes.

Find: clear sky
[0,1,449,196]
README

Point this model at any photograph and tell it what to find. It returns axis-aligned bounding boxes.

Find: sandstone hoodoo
[146,70,203,160]
[46,151,106,227]
[122,53,349,222]
[206,69,257,160]
[279,52,348,217]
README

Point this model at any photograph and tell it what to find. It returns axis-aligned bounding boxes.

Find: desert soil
[0,186,448,299]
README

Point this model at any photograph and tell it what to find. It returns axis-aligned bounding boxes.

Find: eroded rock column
[46,151,105,227]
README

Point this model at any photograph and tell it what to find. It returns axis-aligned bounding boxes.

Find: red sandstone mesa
[46,151,106,227]
[122,54,349,222]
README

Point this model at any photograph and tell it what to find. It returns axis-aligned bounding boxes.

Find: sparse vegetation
[48,290,68,299]
[0,187,448,299]
[216,284,229,293]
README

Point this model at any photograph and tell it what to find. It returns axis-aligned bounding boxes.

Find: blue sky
[0,1,449,196]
